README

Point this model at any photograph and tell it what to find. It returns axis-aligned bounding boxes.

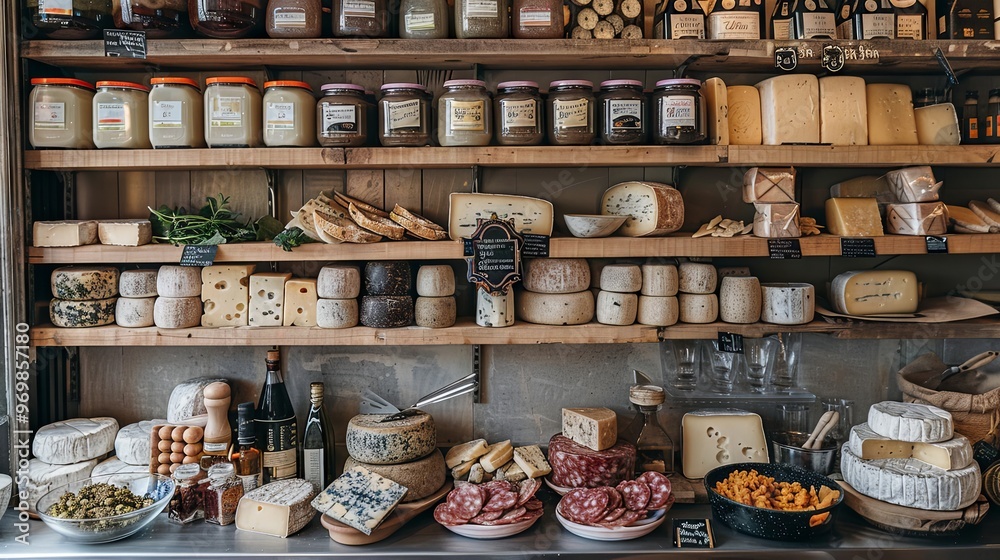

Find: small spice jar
[494,81,543,146]
[204,77,263,148]
[652,78,706,145]
[332,0,390,37]
[29,78,96,149]
[317,84,369,147]
[189,0,264,38]
[438,80,492,147]
[169,463,205,525]
[149,77,205,149]
[266,0,323,37]
[547,80,596,146]
[263,80,316,147]
[399,0,449,38]
[201,462,243,526]
[93,81,151,149]
[455,0,511,38]
[598,79,647,145]
[512,0,565,38]
[378,83,432,147]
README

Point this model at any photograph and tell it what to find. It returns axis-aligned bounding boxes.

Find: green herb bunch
[148,194,283,246]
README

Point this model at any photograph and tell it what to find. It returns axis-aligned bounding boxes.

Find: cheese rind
[236,479,317,538]
[445,439,489,469]
[830,270,919,316]
[885,202,948,235]
[51,297,117,328]
[718,275,762,324]
[415,265,456,297]
[115,297,155,328]
[866,84,919,145]
[512,445,551,478]
[311,466,407,536]
[756,74,820,145]
[681,409,769,479]
[819,76,868,145]
[115,419,163,466]
[119,269,158,298]
[760,283,815,325]
[33,417,118,465]
[97,219,153,246]
[825,197,884,236]
[915,103,960,145]
[884,166,940,203]
[523,259,591,294]
[678,262,717,294]
[640,264,678,296]
[283,279,318,327]
[153,296,202,329]
[157,266,202,298]
[316,298,359,329]
[343,450,446,502]
[753,202,801,238]
[414,296,456,328]
[317,265,361,299]
[516,290,595,326]
[167,377,227,424]
[480,440,514,472]
[365,261,411,297]
[727,85,762,145]
[830,175,892,201]
[360,295,413,328]
[867,401,953,443]
[26,458,98,511]
[743,168,796,203]
[476,287,514,327]
[448,193,554,240]
[703,77,729,145]
[601,181,684,237]
[249,272,292,327]
[599,264,642,293]
[33,220,98,247]
[637,295,679,326]
[849,423,973,470]
[201,264,255,327]
[562,408,618,452]
[345,412,436,465]
[595,291,638,325]
[678,293,718,323]
[52,266,119,301]
[92,457,149,485]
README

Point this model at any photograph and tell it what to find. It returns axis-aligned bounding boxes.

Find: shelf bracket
[472,165,482,193]
[472,344,482,403]
[265,169,278,219]
[60,171,76,220]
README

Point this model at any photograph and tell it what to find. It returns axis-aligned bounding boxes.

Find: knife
[379,373,478,423]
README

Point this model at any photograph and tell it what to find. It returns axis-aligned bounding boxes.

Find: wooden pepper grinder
[202,382,232,459]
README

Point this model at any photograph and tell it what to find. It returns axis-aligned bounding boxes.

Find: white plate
[544,476,573,496]
[442,513,542,540]
[555,508,667,542]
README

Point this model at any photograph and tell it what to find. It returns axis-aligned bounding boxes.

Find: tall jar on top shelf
[494,81,544,146]
[438,80,493,147]
[399,0,449,38]
[26,0,114,39]
[189,0,265,38]
[512,0,565,38]
[332,0,390,36]
[266,0,323,37]
[455,0,510,38]
[113,0,189,38]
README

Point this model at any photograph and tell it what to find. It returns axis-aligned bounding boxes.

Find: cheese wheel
[678,262,717,294]
[115,419,163,466]
[116,297,155,328]
[33,220,98,248]
[760,283,815,325]
[316,298,359,329]
[516,290,595,326]
[157,266,202,298]
[718,266,751,279]
[343,450,446,503]
[640,263,678,296]
[360,295,413,328]
[52,266,119,301]
[50,298,117,328]
[719,276,762,324]
[596,291,637,325]
[119,269,158,298]
[154,296,202,329]
[601,182,684,237]
[637,296,679,326]
[364,261,411,296]
[523,258,590,294]
[678,293,718,323]
[476,288,514,327]
[317,265,361,299]
[416,265,456,297]
[345,412,436,465]
[599,264,642,293]
[414,296,457,328]
[33,417,118,465]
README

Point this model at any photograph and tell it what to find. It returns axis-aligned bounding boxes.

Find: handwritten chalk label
[465,217,523,294]
[521,233,550,258]
[840,237,876,258]
[104,29,147,59]
[180,245,218,267]
[925,235,948,254]
[673,518,715,548]
[718,332,744,354]
[767,238,802,259]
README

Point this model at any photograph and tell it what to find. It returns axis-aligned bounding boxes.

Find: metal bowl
[704,462,844,541]
[770,431,838,475]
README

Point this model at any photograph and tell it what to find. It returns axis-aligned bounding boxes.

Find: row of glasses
[663,334,802,395]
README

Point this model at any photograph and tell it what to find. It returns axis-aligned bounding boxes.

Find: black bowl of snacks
[704,462,844,541]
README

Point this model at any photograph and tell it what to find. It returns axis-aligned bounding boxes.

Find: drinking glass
[743,337,776,393]
[705,340,738,394]
[668,340,699,391]
[778,404,810,433]
[770,332,802,391]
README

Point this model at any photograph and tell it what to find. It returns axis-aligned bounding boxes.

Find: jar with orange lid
[28,78,96,149]
[93,81,151,149]
[204,77,262,148]
[149,77,205,148]
[263,81,316,147]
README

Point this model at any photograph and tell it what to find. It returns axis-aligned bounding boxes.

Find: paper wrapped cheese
[743,167,796,203]
[883,166,941,203]
[885,202,948,236]
[752,203,801,238]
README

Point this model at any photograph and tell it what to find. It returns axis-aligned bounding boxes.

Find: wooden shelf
[23,148,345,171]
[343,146,729,169]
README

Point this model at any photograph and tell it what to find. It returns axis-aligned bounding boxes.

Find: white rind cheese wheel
[416,265,456,297]
[116,297,155,328]
[414,296,457,328]
[523,259,591,294]
[719,276,762,324]
[640,264,678,296]
[476,288,514,327]
[867,401,954,443]
[317,265,362,299]
[596,291,637,325]
[115,419,164,466]
[678,293,718,324]
[26,458,98,511]
[168,377,227,424]
[154,296,202,329]
[600,264,642,293]
[51,298,117,328]
[317,298,359,329]
[345,412,436,465]
[119,269,158,298]
[637,295,679,326]
[848,423,973,471]
[343,450,446,503]
[157,266,202,298]
[516,290,595,326]
[92,457,150,485]
[678,262,717,294]
[33,417,118,465]
[52,266,119,301]
[760,283,815,325]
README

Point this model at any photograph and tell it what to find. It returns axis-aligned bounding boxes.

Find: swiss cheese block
[316,298,359,329]
[167,377,227,424]
[678,262,717,294]
[26,458,98,511]
[343,450,446,502]
[830,270,919,316]
[885,202,948,235]
[848,423,973,470]
[153,296,201,329]
[718,276,762,324]
[703,77,729,145]
[819,76,868,145]
[756,74,820,145]
[562,408,617,452]
[317,265,361,299]
[157,266,202,298]
[51,297,117,328]
[752,202,801,238]
[678,293,718,323]
[345,412,436,465]
[445,439,489,468]
[201,264,255,327]
[97,219,152,246]
[523,258,591,294]
[415,265,456,297]
[760,283,815,325]
[867,401,953,443]
[726,85,762,145]
[512,445,551,478]
[516,290,595,326]
[743,167,796,203]
[825,197,884,236]
[640,263,678,296]
[476,287,514,327]
[360,295,413,328]
[283,279,318,326]
[599,264,642,293]
[311,466,407,536]
[33,220,98,247]
[249,272,292,327]
[915,103,960,145]
[601,181,684,237]
[235,479,317,538]
[115,419,164,466]
[595,291,638,325]
[448,193,554,240]
[365,261,411,296]
[681,409,769,479]
[52,266,119,301]
[33,417,118,465]
[866,84,919,145]
[115,297,155,327]
[637,295,679,326]
[480,440,514,472]
[119,269,158,298]
[414,296,456,328]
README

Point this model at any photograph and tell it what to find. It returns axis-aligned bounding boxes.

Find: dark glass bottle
[962,91,980,145]
[836,0,894,39]
[256,349,298,483]
[232,402,262,493]
[654,0,707,39]
[987,89,1000,143]
[301,382,335,490]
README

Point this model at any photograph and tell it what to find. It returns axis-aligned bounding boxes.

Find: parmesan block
[414,296,456,328]
[317,298,359,329]
[637,295,679,326]
[596,291,638,325]
[867,401,953,443]
[480,440,514,472]
[157,266,202,298]
[364,261,411,297]
[753,203,801,238]
[51,298,117,328]
[360,295,413,328]
[415,265,455,297]
[819,76,868,145]
[448,193,554,240]
[678,293,718,323]
[601,181,684,237]
[33,417,118,465]
[345,412,436,465]
[476,287,514,327]
[153,296,202,329]
[825,198,884,236]
[235,479,317,538]
[512,445,551,478]
[201,264,255,327]
[849,423,973,470]
[678,262,717,294]
[562,408,617,452]
[343,450,446,503]
[445,439,489,468]
[26,458,99,511]
[52,266,119,301]
[599,264,642,293]
[756,74,820,145]
[866,84,919,145]
[516,290,595,325]
[249,272,292,327]
[97,219,153,246]
[830,270,919,316]
[33,220,98,247]
[114,419,164,466]
[116,297,155,328]
[727,85,762,145]
[885,202,948,235]
[119,269,158,298]
[640,263,678,296]
[718,275,762,324]
[743,167,795,203]
[760,283,815,325]
[283,279,318,327]
[317,265,361,299]
[915,103,960,145]
[703,77,729,145]
[523,259,590,294]
[681,409,768,479]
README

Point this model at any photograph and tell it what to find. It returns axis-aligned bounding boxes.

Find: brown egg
[182,426,203,443]
[170,452,185,464]
[182,455,199,464]
[171,426,187,441]
[158,452,171,465]
[184,443,202,456]
[169,463,180,473]
[170,441,185,453]
[158,425,173,440]
[158,439,172,452]
[157,464,171,475]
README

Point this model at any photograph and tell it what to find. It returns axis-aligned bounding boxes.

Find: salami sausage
[480,506,527,526]
[523,497,544,511]
[617,480,651,511]
[481,489,518,512]
[602,486,623,511]
[558,488,610,524]
[448,484,485,520]
[434,503,467,526]
[637,471,672,510]
[598,509,645,528]
[516,478,542,506]
[548,435,636,489]
[468,508,504,524]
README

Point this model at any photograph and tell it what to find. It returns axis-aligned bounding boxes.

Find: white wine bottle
[301,382,335,490]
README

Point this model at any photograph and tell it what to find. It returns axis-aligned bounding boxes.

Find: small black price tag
[180,245,218,267]
[973,440,1000,472]
[673,519,715,548]
[775,47,797,72]
[822,45,846,72]
[925,235,949,254]
[840,238,877,258]
[521,234,550,258]
[767,238,802,259]
[103,29,147,59]
[717,332,744,353]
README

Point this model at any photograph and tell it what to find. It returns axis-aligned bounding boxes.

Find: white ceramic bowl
[564,214,627,238]
[555,508,667,542]
[0,474,11,520]
[543,475,572,496]
[442,512,542,539]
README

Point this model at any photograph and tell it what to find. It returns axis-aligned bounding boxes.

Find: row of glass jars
[27,0,567,40]
[29,77,707,149]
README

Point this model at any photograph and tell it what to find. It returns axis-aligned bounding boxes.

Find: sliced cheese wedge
[848,423,973,470]
[445,439,489,469]
[513,445,551,478]
[479,440,513,473]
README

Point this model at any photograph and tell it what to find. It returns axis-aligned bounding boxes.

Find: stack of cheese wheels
[415,265,457,328]
[516,258,595,326]
[50,266,120,328]
[27,417,119,511]
[637,261,679,326]
[719,274,762,324]
[361,261,413,328]
[315,265,360,329]
[745,167,801,239]
[596,263,640,326]
[116,269,157,328]
[841,401,981,513]
[677,262,718,323]
[343,412,447,503]
[248,271,292,327]
[154,265,202,328]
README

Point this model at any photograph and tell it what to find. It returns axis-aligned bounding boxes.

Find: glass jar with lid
[26,0,114,39]
[598,79,647,145]
[494,81,543,146]
[169,462,205,525]
[29,78,96,149]
[332,0,390,36]
[189,0,264,38]
[204,77,263,148]
[378,83,431,147]
[266,0,323,37]
[652,78,706,145]
[399,0,449,38]
[455,0,510,38]
[438,80,492,147]
[547,80,596,146]
[317,84,369,147]
[263,81,316,147]
[113,0,189,38]
[512,0,564,38]
[93,81,151,149]
[201,462,243,526]
[149,77,205,149]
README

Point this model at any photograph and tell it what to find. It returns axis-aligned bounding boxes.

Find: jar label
[266,102,296,131]
[799,13,836,37]
[237,473,261,494]
[554,98,589,130]
[211,96,243,128]
[97,102,127,132]
[322,104,358,133]
[33,102,65,130]
[38,0,72,16]
[772,17,791,39]
[388,99,422,130]
[608,99,643,131]
[448,100,485,132]
[303,448,326,491]
[670,14,706,38]
[465,0,499,18]
[501,99,537,128]
[153,101,183,129]
[405,11,438,31]
[860,13,894,38]
[708,12,760,39]
[659,95,696,128]
[343,0,377,18]
[520,8,552,26]
[273,7,308,27]
[896,14,923,38]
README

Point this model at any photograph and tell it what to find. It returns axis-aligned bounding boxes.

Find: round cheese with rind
[364,261,411,296]
[360,295,413,328]
[523,259,590,294]
[119,269,158,298]
[154,296,202,329]
[115,419,164,466]
[637,295,679,326]
[51,298,117,328]
[600,264,642,293]
[719,276,762,324]
[848,423,973,471]
[641,264,678,296]
[343,449,446,503]
[678,262,717,294]
[414,296,457,328]
[416,265,456,297]
[26,458,98,511]
[168,377,227,424]
[345,412,437,465]
[596,291,637,325]
[52,266,119,301]
[867,401,954,443]
[317,298,359,329]
[678,293,718,323]
[601,181,684,237]
[516,290,595,326]
[116,297,155,328]
[317,265,362,299]
[157,266,202,298]
[760,283,815,325]
[33,417,119,465]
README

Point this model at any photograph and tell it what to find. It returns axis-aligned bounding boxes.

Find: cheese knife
[379,372,478,423]
[926,351,998,390]
[359,389,400,415]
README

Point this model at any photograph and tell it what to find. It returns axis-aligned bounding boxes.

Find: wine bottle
[256,349,298,482]
[301,382,335,490]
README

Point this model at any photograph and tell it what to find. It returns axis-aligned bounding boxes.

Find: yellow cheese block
[702,77,729,145]
[914,103,960,146]
[727,86,762,145]
[819,76,868,145]
[866,84,919,145]
[825,198,884,237]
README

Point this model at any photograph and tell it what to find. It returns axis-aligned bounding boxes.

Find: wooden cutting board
[320,481,452,545]
[840,480,990,536]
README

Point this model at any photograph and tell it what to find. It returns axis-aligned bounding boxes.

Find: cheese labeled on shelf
[516,290,595,326]
[317,298,359,329]
[416,265,456,297]
[154,296,201,329]
[116,297,155,328]
[51,297,117,328]
[825,197,884,236]
[866,84,919,145]
[97,219,152,246]
[760,283,815,325]
[830,270,919,316]
[249,272,292,327]
[476,287,514,327]
[344,450,446,503]
[726,85,762,145]
[360,295,413,328]
[26,458,99,511]
[52,266,119,301]
[637,295,679,326]
[752,202,801,238]
[596,291,638,325]
[600,181,684,237]
[448,193,555,240]
[678,262,717,294]
[414,296,456,328]
[345,412,436,465]
[848,423,973,470]
[119,269,158,298]
[915,103,960,145]
[562,408,618,452]
[512,445,551,478]
[283,279,318,327]
[885,202,948,235]
[317,265,361,299]
[33,220,98,247]
[157,266,202,298]
[599,264,642,293]
[235,479,317,538]
[311,466,407,536]
[703,77,729,145]
[523,259,591,294]
[480,440,514,472]
[201,264,255,327]
[867,401,953,443]
[819,76,868,145]
[640,263,678,296]
[678,293,718,324]
[681,409,769,479]
[33,417,119,465]
[756,74,820,145]
[743,167,796,203]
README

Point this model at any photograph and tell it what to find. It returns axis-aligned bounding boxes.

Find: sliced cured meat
[449,483,484,520]
[548,434,637,489]
[516,478,542,506]
[523,498,544,511]
[480,506,528,526]
[520,507,544,522]
[434,503,467,526]
[602,486,623,511]
[482,489,518,513]
[468,508,505,524]
[481,480,515,494]
[559,488,610,525]
[601,507,626,523]
[597,510,646,528]
[617,480,651,511]
[637,471,672,510]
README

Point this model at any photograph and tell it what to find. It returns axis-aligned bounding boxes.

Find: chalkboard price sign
[104,29,147,59]
[465,217,523,294]
[672,518,715,548]
[180,244,218,267]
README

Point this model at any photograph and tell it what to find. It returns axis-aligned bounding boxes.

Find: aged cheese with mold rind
[448,193,554,240]
[640,263,678,296]
[756,74,820,145]
[523,259,590,294]
[33,417,118,465]
[52,266,119,301]
[819,76,868,145]
[154,296,201,329]
[97,219,153,246]
[414,296,456,328]
[596,291,638,325]
[830,270,919,316]
[345,412,436,465]
[365,261,411,297]
[283,279,318,327]
[157,266,202,298]
[345,450,445,502]
[866,84,919,145]
[116,297,155,328]
[849,423,972,470]
[119,269,158,298]
[885,202,948,235]
[562,408,618,452]
[681,409,769,479]
[867,401,953,443]
[115,419,164,466]
[516,290,595,326]
[601,181,684,237]
[26,458,98,511]
[719,276,762,324]
[476,287,514,327]
[360,295,413,328]
[249,272,292,327]
[678,262,717,294]
[512,445,551,478]
[201,264,254,327]
[637,295,679,326]
[317,298,359,329]
[317,265,361,299]
[678,293,718,324]
[416,265,456,297]
[51,297,117,328]
[825,197,884,237]
[33,220,98,247]
[311,466,407,536]
[236,478,317,538]
[600,264,642,293]
[727,85,762,145]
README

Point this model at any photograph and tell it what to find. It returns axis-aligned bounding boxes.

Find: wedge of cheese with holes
[249,272,292,327]
[885,202,948,235]
[826,198,884,236]
[915,103,960,145]
[702,77,729,145]
[283,279,318,326]
[562,408,617,452]
[201,264,254,327]
[448,193,554,240]
[682,409,768,479]
[849,423,972,470]
[601,182,684,237]
[866,84,919,145]
[727,85,762,145]
[830,270,919,316]
[756,74,820,145]
[819,76,868,145]
[33,220,98,247]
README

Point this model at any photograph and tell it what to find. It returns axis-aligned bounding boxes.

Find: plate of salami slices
[434,478,544,539]
[554,472,675,541]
